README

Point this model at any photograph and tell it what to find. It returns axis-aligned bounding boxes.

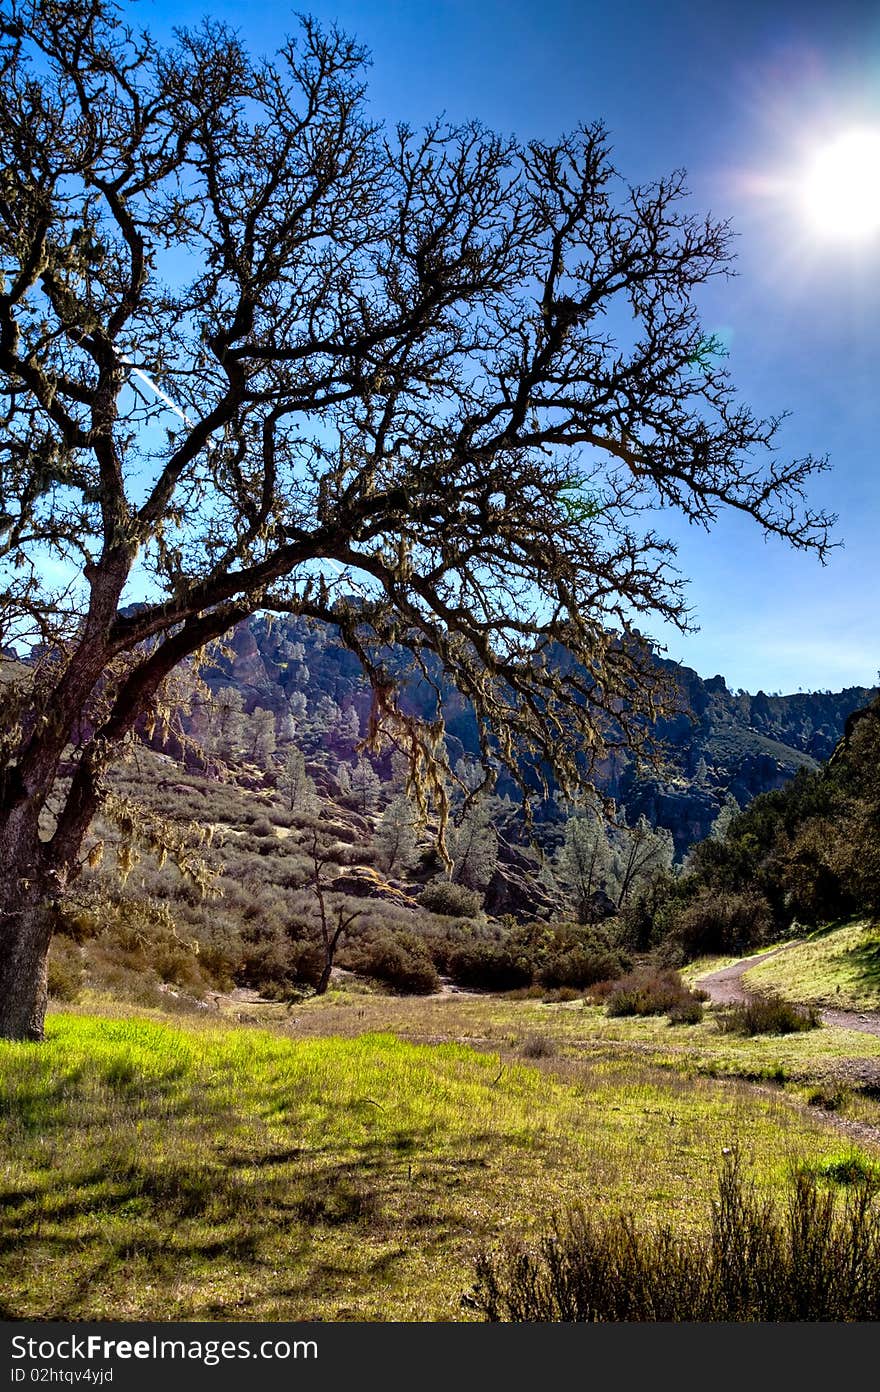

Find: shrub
[605,967,704,1022]
[447,942,533,991]
[47,935,85,1002]
[418,880,483,919]
[812,1152,880,1186]
[249,816,277,838]
[284,939,325,990]
[805,1083,849,1112]
[342,929,439,994]
[715,994,820,1036]
[470,1154,880,1321]
[664,888,773,962]
[413,916,474,972]
[666,996,704,1026]
[539,945,629,990]
[520,1033,557,1059]
[618,869,680,951]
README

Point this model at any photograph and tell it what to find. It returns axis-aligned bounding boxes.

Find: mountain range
[206,615,877,857]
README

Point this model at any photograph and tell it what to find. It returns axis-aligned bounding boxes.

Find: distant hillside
[26,617,875,1011]
[196,614,875,857]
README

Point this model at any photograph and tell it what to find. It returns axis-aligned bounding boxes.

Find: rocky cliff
[204,614,876,858]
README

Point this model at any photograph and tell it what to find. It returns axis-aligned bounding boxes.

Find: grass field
[743,920,880,1011]
[1,1002,878,1322]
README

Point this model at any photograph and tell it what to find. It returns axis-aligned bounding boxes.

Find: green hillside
[744,920,880,1012]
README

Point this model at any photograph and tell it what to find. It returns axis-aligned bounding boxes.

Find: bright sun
[800,127,880,242]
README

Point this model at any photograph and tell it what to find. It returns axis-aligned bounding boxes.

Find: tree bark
[0,881,54,1042]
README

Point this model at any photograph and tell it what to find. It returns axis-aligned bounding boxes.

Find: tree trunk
[0,885,54,1042]
[315,959,333,996]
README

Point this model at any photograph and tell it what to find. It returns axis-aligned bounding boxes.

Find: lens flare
[799,127,880,241]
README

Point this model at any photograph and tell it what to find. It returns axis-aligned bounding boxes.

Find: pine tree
[282,746,317,814]
[313,694,341,734]
[375,795,419,873]
[613,815,675,909]
[334,706,361,748]
[211,686,245,760]
[249,707,277,768]
[710,794,741,841]
[349,758,382,816]
[556,810,616,924]
[450,800,498,891]
[288,692,309,728]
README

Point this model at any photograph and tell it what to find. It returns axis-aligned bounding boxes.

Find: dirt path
[689,948,880,1149]
[696,946,880,1038]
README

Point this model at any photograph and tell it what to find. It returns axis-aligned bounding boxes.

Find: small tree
[281,745,316,814]
[334,706,361,748]
[613,815,675,909]
[287,692,308,729]
[375,794,419,873]
[556,809,616,924]
[210,686,245,761]
[276,709,298,745]
[710,794,741,841]
[312,696,342,737]
[304,829,362,995]
[348,758,382,816]
[248,706,277,768]
[450,799,498,891]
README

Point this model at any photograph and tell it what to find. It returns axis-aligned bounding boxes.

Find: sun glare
[799,127,880,242]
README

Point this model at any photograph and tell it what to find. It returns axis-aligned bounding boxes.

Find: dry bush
[605,967,705,1022]
[471,1155,880,1321]
[715,995,820,1036]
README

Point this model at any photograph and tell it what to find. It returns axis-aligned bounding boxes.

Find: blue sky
[139,0,880,695]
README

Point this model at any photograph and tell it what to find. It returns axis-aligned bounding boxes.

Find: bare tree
[304,829,361,995]
[0,2,833,1037]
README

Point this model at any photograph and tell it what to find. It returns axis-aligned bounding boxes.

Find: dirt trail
[693,947,880,1149]
[696,946,880,1038]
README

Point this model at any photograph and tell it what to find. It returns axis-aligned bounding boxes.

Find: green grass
[0,1008,868,1322]
[743,920,880,1011]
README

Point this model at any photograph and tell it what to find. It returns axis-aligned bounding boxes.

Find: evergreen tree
[710,794,741,841]
[556,809,616,924]
[313,694,341,734]
[450,799,498,891]
[276,710,298,745]
[288,692,309,728]
[248,707,277,768]
[349,758,382,816]
[375,795,419,873]
[334,706,361,748]
[613,815,675,909]
[282,746,316,814]
[212,686,245,760]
